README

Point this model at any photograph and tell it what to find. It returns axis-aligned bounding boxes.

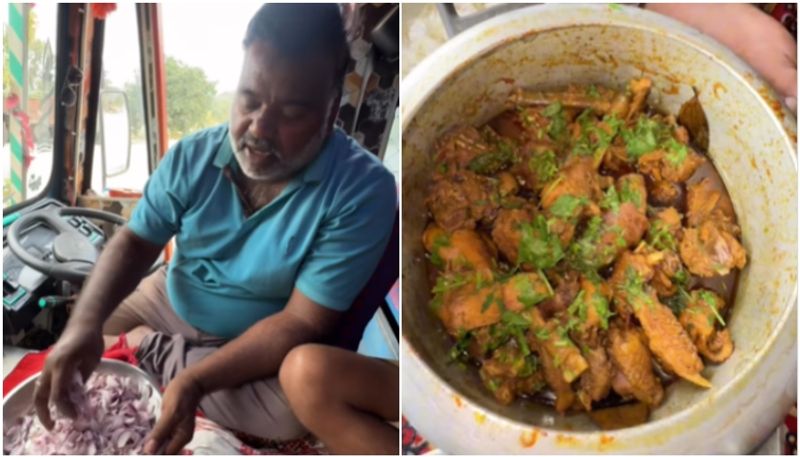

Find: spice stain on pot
[519,429,540,448]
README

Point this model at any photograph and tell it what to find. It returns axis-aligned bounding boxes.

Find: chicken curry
[422,78,746,425]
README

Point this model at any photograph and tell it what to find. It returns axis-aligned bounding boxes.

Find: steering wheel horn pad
[7,206,127,284]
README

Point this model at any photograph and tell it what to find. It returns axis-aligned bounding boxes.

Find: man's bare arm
[34,227,165,428]
[70,227,165,329]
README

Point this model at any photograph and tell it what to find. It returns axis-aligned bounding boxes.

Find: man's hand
[144,372,204,455]
[33,324,104,430]
[647,4,798,111]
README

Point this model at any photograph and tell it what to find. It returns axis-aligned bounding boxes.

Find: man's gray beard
[228,129,324,183]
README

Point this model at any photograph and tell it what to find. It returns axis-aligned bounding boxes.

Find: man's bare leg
[279,344,399,455]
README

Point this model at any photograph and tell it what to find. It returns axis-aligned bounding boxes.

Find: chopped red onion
[4,372,158,455]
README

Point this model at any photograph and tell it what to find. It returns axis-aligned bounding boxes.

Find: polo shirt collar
[214,125,339,184]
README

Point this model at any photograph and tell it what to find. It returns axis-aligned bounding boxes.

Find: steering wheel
[8,206,134,284]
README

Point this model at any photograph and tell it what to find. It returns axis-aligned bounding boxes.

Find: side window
[90,3,148,194]
[160,4,260,145]
[3,3,57,208]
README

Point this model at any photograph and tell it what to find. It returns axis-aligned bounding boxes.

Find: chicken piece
[616,174,648,214]
[503,272,554,312]
[527,308,589,385]
[427,171,499,232]
[509,143,560,191]
[434,126,491,171]
[610,252,708,387]
[609,251,655,321]
[422,224,495,276]
[490,108,553,144]
[608,324,664,407]
[569,278,615,411]
[497,172,519,197]
[625,78,652,121]
[534,342,576,413]
[649,180,684,208]
[650,249,684,297]
[686,178,738,233]
[638,145,704,184]
[602,144,635,175]
[679,289,734,363]
[679,220,747,277]
[570,277,614,341]
[480,342,545,405]
[436,280,503,334]
[622,283,711,388]
[605,200,649,246]
[576,346,614,411]
[551,218,578,247]
[652,207,683,239]
[541,156,604,212]
[571,202,648,270]
[491,207,533,265]
[570,174,648,269]
[538,270,581,319]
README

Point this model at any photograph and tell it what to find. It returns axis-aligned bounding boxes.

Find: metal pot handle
[435,3,537,38]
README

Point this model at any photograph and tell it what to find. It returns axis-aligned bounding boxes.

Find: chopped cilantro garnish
[664,138,689,166]
[587,84,600,99]
[518,354,539,377]
[468,140,516,174]
[619,179,642,208]
[542,102,568,142]
[550,195,588,219]
[514,274,552,308]
[619,267,652,309]
[664,288,689,316]
[699,290,726,327]
[647,220,677,251]
[517,215,565,270]
[535,327,550,340]
[621,116,671,160]
[567,216,605,272]
[481,291,496,312]
[429,233,450,267]
[568,290,588,323]
[430,274,468,310]
[448,330,472,363]
[673,267,689,285]
[528,149,559,183]
[592,293,613,330]
[600,185,621,213]
[502,310,531,328]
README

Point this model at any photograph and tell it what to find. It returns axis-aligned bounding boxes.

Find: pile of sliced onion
[4,372,157,455]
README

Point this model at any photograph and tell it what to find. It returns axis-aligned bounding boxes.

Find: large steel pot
[401,4,797,454]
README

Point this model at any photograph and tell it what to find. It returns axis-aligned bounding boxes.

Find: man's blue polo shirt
[127,124,397,339]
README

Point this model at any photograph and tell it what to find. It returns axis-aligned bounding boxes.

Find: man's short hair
[243,3,350,94]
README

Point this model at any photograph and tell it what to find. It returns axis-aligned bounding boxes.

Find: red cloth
[3,334,138,397]
[91,3,117,20]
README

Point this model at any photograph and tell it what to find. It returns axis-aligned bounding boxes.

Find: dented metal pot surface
[401,4,797,454]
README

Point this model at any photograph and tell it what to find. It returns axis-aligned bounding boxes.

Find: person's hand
[33,323,104,430]
[144,371,204,455]
[647,4,798,111]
